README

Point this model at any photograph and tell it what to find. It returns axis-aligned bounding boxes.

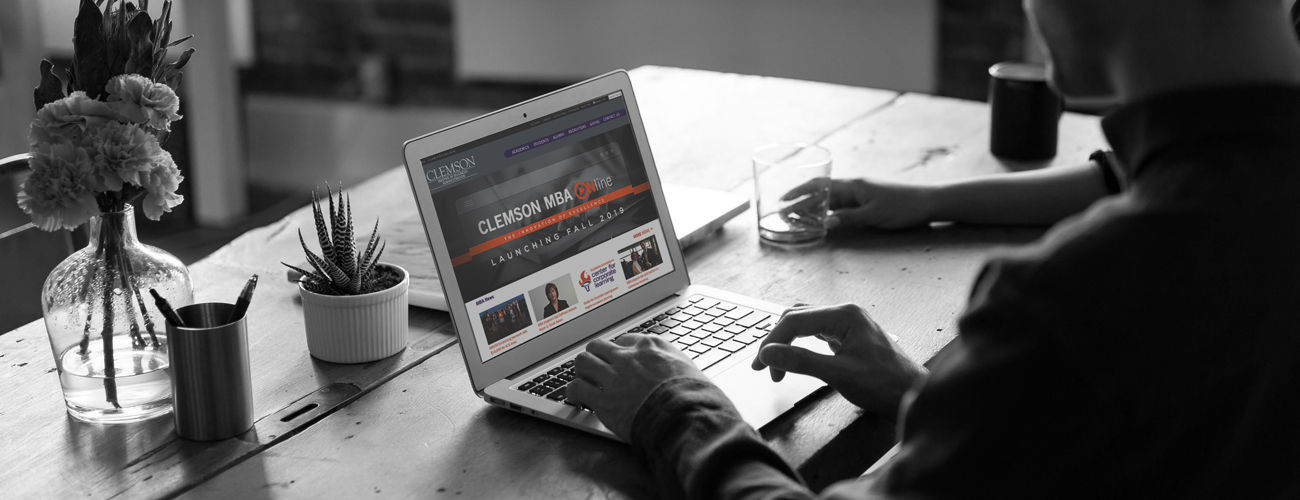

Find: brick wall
[938,0,1027,101]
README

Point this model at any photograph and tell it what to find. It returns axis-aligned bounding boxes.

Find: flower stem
[77,257,98,358]
[98,215,121,409]
[120,254,160,347]
[117,250,146,349]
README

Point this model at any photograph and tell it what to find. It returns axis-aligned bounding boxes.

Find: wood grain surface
[0,164,458,499]
[1,66,1109,499]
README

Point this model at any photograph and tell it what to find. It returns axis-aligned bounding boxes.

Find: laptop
[283,184,745,312]
[401,70,828,439]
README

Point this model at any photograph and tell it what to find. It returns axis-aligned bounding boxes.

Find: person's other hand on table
[751,303,927,417]
[565,333,707,441]
[781,158,1117,231]
[782,177,935,230]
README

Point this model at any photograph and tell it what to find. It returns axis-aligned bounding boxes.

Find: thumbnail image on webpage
[617,235,664,280]
[479,294,531,345]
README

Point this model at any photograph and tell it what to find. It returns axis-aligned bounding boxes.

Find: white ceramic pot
[299,264,409,363]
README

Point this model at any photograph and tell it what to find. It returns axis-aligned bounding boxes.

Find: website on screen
[420,95,675,362]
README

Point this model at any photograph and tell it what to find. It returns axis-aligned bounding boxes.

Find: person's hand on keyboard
[751,303,927,418]
[566,333,707,441]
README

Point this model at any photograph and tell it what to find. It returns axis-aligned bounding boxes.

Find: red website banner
[450,182,651,266]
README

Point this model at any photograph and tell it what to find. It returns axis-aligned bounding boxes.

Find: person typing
[566,1,1300,498]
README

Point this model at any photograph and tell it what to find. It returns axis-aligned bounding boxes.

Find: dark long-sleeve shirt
[629,86,1300,499]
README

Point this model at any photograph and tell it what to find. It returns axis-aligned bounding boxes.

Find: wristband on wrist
[1089,149,1124,194]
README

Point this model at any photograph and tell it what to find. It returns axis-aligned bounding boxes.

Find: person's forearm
[713,460,818,500]
[926,161,1110,225]
[631,378,811,499]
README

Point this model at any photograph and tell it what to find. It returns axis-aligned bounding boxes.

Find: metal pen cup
[166,303,254,441]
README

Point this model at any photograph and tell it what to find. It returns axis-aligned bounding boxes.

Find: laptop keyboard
[514,295,775,412]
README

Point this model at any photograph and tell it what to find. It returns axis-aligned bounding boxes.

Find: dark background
[2,0,1029,264]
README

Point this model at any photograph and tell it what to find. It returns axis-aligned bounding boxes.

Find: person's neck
[1111,11,1300,103]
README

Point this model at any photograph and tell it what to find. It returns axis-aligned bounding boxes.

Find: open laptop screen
[417,93,676,362]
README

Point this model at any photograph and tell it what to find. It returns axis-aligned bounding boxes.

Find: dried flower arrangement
[21,0,194,230]
[16,0,196,417]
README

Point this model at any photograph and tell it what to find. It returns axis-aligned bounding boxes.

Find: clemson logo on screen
[573,181,593,201]
[572,177,614,201]
[578,271,592,292]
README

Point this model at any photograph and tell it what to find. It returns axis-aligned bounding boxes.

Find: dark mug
[988,62,1063,161]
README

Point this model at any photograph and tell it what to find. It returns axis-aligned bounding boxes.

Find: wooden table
[0,66,1108,499]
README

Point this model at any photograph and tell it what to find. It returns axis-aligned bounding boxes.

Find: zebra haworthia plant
[282,186,389,296]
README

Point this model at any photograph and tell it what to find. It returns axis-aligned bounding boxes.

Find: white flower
[17,143,102,231]
[137,150,185,220]
[87,120,162,191]
[29,92,117,146]
[105,74,182,131]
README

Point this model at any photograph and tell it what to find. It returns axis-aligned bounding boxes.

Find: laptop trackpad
[712,337,833,429]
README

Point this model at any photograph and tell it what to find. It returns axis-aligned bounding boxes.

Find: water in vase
[57,335,172,423]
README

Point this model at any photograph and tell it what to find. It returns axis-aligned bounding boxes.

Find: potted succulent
[283,186,408,363]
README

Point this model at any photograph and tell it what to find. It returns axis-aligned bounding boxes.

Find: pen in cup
[150,288,186,327]
[228,274,259,323]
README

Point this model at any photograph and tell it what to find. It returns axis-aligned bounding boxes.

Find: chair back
[0,154,75,333]
[0,153,32,177]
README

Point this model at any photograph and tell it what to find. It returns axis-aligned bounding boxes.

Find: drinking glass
[752,143,832,243]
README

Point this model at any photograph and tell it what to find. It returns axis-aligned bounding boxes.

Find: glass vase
[40,205,193,423]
